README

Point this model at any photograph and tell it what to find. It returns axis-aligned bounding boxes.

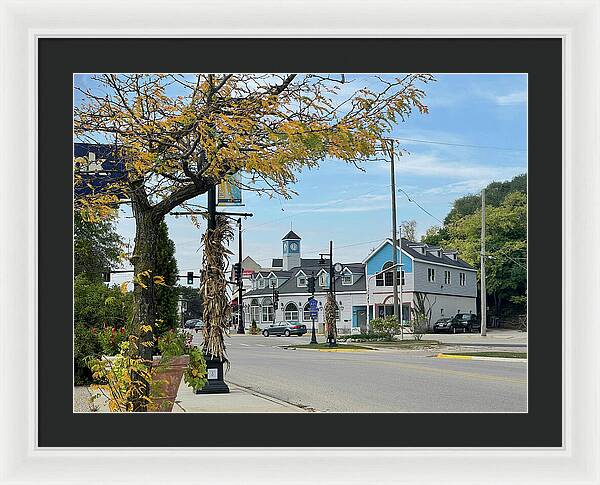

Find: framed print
[1,0,599,484]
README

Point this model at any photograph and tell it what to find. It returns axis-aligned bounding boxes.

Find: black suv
[433,313,480,333]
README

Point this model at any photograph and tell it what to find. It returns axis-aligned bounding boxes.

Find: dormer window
[269,276,277,288]
[258,277,266,289]
[319,272,329,288]
[297,275,307,287]
[342,268,353,286]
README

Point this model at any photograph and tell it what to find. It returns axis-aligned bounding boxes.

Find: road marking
[435,353,527,363]
[239,343,250,347]
[255,344,265,347]
[331,356,526,385]
[435,353,472,360]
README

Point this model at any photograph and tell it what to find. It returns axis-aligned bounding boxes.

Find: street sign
[74,143,128,199]
[308,297,318,318]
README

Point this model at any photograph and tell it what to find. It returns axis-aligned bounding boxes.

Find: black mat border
[39,38,562,447]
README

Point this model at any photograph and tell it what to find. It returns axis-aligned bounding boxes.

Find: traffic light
[187,271,194,285]
[233,263,242,284]
[273,289,279,303]
[102,271,111,283]
[307,276,315,294]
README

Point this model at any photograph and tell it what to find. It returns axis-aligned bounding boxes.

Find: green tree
[74,274,131,328]
[154,220,179,335]
[178,285,203,322]
[74,212,124,281]
[427,189,527,316]
[401,219,417,241]
[444,174,527,224]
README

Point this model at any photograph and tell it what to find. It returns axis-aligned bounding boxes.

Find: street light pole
[309,272,318,345]
[237,218,245,334]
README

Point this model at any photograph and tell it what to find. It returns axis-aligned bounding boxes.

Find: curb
[434,353,527,363]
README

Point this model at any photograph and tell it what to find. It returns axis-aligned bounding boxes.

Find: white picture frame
[1,0,599,483]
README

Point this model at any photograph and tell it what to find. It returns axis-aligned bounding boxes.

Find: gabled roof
[363,238,475,270]
[243,262,366,297]
[282,230,301,240]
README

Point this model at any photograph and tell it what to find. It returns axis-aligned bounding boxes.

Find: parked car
[193,320,205,331]
[433,314,480,333]
[453,313,481,332]
[262,321,307,337]
[184,318,200,329]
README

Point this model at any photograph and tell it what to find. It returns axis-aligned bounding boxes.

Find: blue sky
[75,74,527,286]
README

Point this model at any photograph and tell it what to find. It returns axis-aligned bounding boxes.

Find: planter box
[149,355,190,412]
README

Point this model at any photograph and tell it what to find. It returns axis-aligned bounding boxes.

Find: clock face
[290,242,299,252]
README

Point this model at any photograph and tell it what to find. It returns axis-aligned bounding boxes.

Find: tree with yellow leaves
[74,73,433,362]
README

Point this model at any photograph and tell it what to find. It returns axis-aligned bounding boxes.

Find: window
[297,275,307,287]
[303,302,312,321]
[444,270,451,285]
[381,261,402,287]
[401,270,405,286]
[269,277,277,288]
[258,278,266,289]
[284,302,299,322]
[261,297,274,323]
[428,268,435,282]
[250,299,260,323]
[342,271,353,286]
[375,272,384,286]
[459,272,466,286]
[319,272,329,288]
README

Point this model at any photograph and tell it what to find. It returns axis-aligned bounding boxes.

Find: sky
[74,74,527,287]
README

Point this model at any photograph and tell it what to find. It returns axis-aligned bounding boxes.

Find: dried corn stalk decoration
[324,292,338,342]
[201,215,233,362]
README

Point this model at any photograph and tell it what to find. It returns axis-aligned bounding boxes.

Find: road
[190,333,527,413]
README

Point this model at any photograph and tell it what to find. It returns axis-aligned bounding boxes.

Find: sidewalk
[174,378,306,413]
[417,328,527,347]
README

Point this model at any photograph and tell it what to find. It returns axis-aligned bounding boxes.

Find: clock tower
[282,230,301,270]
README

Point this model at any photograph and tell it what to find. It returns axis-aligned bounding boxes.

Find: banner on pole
[217,175,243,206]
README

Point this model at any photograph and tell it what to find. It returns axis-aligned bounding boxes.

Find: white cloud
[491,91,527,106]
[390,153,523,181]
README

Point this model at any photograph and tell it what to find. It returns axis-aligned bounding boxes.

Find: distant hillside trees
[422,174,527,317]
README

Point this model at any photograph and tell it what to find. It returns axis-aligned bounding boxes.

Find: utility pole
[388,140,403,340]
[237,218,245,334]
[480,188,487,337]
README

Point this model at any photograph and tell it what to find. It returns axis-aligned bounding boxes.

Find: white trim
[294,269,306,277]
[413,257,478,272]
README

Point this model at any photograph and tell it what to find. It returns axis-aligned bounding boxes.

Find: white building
[363,238,478,329]
[241,231,367,334]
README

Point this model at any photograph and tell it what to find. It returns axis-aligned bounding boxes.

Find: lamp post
[319,241,341,347]
[366,263,402,332]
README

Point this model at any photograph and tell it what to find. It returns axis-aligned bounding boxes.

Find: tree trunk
[129,206,161,361]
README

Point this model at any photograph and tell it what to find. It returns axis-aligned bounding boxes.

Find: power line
[397,187,445,225]
[390,137,526,152]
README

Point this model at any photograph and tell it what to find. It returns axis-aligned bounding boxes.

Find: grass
[442,351,527,359]
[365,339,441,349]
[285,343,373,351]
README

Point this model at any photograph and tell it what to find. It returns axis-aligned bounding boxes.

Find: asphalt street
[190,332,527,413]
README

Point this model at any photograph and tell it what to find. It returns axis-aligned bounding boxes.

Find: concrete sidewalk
[174,378,306,413]
[415,328,527,347]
